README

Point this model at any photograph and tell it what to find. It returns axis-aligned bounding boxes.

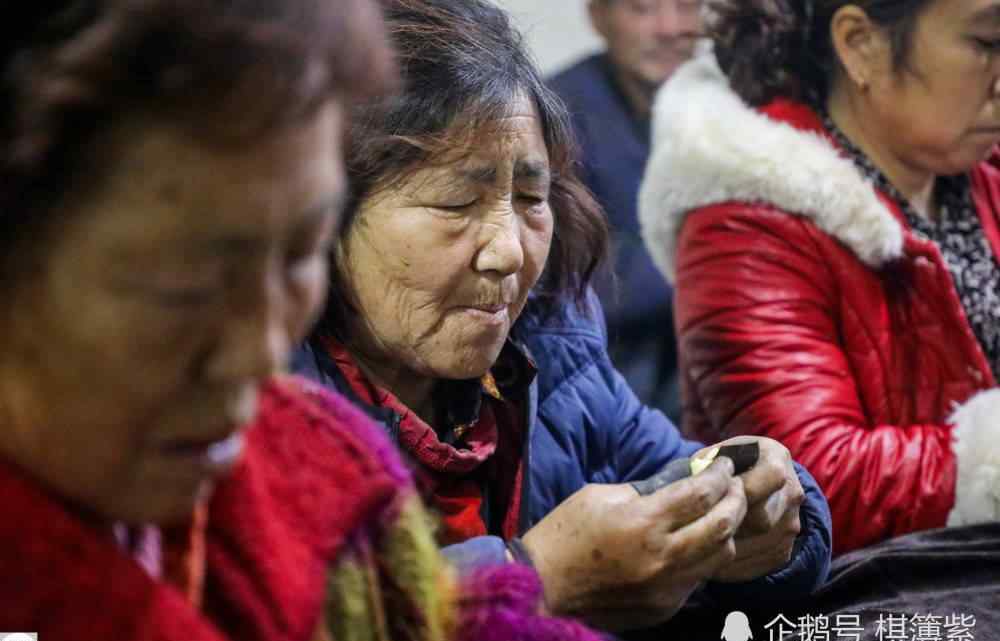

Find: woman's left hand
[698,437,805,582]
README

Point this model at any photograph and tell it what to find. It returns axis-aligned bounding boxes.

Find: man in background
[548,0,702,423]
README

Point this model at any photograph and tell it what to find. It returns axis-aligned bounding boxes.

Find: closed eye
[974,37,1000,52]
[155,287,218,308]
[433,199,478,212]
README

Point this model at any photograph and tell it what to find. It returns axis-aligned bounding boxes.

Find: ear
[830,4,892,90]
[588,0,612,40]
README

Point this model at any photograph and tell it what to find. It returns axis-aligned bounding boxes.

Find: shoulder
[547,53,607,96]
[514,291,605,343]
[513,292,616,401]
[547,53,623,128]
[255,376,409,484]
[639,51,904,284]
[229,376,411,556]
[678,201,841,256]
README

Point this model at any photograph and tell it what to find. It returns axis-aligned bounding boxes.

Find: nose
[653,0,699,38]
[206,268,291,384]
[473,209,524,277]
[652,3,679,36]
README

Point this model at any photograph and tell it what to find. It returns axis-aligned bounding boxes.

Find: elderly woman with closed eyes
[294,0,833,632]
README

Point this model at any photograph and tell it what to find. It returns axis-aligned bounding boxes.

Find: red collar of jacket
[320,337,534,543]
[0,378,404,641]
[320,336,537,475]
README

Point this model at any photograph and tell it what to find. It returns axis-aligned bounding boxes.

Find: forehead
[442,95,548,165]
[60,104,344,246]
[929,0,1000,24]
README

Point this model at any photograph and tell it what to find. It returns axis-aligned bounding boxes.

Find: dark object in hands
[631,458,692,496]
[631,442,760,497]
[716,442,760,475]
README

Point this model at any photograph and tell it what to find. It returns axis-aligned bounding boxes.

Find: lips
[469,303,508,313]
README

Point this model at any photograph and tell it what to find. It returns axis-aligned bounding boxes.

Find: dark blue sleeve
[607,361,702,482]
[582,290,701,482]
[701,463,833,607]
[583,291,833,603]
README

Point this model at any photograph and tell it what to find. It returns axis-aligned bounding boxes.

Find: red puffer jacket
[640,53,1000,555]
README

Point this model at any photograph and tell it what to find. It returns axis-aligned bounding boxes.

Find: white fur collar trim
[638,52,904,283]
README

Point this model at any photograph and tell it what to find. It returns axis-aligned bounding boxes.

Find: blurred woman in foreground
[0,2,602,640]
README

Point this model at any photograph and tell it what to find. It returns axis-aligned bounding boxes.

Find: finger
[631,458,692,496]
[646,457,734,530]
[740,443,790,506]
[738,486,788,535]
[714,508,802,583]
[659,534,738,584]
[745,466,806,534]
[665,477,747,564]
[733,506,803,555]
[712,533,798,583]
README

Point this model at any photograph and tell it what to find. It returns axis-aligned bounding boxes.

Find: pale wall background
[492,1,604,76]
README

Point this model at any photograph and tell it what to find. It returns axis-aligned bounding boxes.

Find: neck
[611,63,656,121]
[348,344,437,424]
[827,89,938,220]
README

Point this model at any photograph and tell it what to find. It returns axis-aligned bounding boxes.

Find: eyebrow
[457,160,551,185]
[970,4,1000,25]
[171,194,344,261]
[207,194,345,255]
[107,194,345,270]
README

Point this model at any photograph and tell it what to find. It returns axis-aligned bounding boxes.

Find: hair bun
[0,2,93,62]
[709,0,816,106]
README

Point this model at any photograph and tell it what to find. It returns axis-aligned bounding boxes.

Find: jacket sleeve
[586,290,833,598]
[673,204,964,554]
[701,463,832,609]
[583,288,702,483]
[441,536,510,574]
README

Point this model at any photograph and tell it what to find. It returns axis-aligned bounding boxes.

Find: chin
[942,141,1000,173]
[112,481,213,526]
[437,345,504,381]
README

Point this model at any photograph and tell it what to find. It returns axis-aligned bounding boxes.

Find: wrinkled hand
[521,459,747,632]
[698,437,805,583]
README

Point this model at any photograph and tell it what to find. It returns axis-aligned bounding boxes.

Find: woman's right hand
[520,458,746,632]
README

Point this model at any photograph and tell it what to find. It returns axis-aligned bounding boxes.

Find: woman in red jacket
[640,0,1000,555]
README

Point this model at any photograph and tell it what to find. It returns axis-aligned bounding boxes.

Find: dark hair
[710,0,933,106]
[315,0,609,340]
[0,0,393,276]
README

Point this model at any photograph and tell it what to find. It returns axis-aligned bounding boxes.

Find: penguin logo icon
[721,611,753,641]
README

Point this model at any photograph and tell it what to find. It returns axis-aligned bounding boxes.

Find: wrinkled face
[342,95,554,382]
[864,0,1000,173]
[0,103,344,524]
[589,0,703,89]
